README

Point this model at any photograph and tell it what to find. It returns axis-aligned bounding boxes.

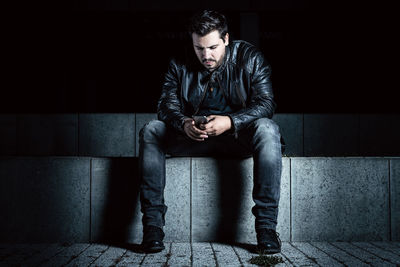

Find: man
[139,10,283,254]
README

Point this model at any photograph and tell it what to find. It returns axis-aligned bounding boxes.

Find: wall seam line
[190,157,193,244]
[89,157,92,242]
[290,157,292,242]
[388,159,392,241]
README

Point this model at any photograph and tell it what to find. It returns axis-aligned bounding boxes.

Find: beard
[201,51,225,71]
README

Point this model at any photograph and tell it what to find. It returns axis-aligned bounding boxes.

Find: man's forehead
[192,31,222,46]
[193,42,220,48]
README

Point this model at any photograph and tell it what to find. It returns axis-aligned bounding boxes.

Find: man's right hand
[183,119,208,141]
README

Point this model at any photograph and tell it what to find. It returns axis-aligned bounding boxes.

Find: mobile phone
[192,115,208,126]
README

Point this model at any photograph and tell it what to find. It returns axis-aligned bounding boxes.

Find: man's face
[192,30,229,71]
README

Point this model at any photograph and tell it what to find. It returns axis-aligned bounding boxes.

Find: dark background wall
[3,0,397,113]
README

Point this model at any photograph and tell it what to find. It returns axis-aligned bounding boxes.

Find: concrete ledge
[0,157,398,243]
[360,114,400,156]
[304,114,359,156]
[90,158,141,243]
[272,114,303,156]
[0,157,90,243]
[391,159,400,241]
[191,157,290,242]
[0,115,16,155]
[79,114,135,157]
[90,157,191,243]
[1,113,400,157]
[292,158,390,241]
[17,114,78,156]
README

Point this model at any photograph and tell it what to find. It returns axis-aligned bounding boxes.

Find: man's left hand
[200,115,232,136]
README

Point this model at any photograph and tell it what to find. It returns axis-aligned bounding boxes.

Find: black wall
[3,0,397,113]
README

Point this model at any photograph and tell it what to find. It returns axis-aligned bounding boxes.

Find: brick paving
[0,242,399,266]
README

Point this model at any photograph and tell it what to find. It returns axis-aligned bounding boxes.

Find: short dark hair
[188,10,228,39]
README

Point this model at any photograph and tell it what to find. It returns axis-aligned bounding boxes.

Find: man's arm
[228,49,276,133]
[157,59,189,133]
[157,59,209,141]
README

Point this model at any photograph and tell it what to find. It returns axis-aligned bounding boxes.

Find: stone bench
[1,113,399,243]
[0,156,398,243]
[1,113,400,157]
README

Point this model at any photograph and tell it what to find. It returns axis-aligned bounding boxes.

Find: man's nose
[202,49,211,58]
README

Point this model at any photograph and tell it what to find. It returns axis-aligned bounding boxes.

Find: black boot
[256,228,281,254]
[141,225,165,253]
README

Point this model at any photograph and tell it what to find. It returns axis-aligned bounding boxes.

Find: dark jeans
[139,118,282,231]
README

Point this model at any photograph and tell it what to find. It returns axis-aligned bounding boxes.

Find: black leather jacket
[157,40,276,134]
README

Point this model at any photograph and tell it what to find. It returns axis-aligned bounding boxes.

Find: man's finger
[204,122,215,131]
[207,115,216,121]
[191,125,208,136]
[189,127,208,139]
[206,117,215,124]
[188,131,205,141]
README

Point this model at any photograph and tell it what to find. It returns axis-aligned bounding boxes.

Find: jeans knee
[140,120,167,144]
[253,118,280,138]
[250,118,282,152]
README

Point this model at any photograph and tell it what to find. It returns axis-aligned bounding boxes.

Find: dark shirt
[197,78,233,116]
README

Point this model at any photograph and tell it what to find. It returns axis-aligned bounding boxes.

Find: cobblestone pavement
[0,242,399,266]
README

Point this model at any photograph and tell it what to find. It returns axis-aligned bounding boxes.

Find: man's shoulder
[230,40,259,54]
[229,40,264,65]
[230,40,264,72]
[231,40,255,49]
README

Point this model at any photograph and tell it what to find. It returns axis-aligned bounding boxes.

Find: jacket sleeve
[228,49,276,132]
[157,59,189,133]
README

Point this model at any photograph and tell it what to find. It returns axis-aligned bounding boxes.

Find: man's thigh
[166,129,252,158]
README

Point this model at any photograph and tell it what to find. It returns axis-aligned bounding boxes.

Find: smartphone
[192,115,208,126]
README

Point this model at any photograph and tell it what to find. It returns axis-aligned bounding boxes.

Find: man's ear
[224,33,229,46]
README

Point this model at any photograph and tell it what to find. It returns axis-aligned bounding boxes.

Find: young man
[139,10,283,254]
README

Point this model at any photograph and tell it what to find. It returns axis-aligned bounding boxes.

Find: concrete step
[0,157,399,243]
[1,113,400,157]
[1,242,400,266]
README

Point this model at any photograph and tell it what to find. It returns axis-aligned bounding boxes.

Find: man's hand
[201,115,232,136]
[183,119,209,141]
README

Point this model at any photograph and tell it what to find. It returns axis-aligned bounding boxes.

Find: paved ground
[0,242,399,266]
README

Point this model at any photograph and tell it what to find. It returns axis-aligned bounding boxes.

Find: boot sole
[142,244,165,253]
[257,247,281,255]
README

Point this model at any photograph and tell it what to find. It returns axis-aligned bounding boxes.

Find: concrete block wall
[79,114,135,157]
[0,113,399,243]
[391,159,400,241]
[0,115,16,155]
[90,158,142,243]
[303,114,359,156]
[91,157,192,244]
[291,158,391,241]
[1,113,400,157]
[191,158,291,243]
[17,114,79,156]
[0,157,90,243]
[0,157,399,243]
